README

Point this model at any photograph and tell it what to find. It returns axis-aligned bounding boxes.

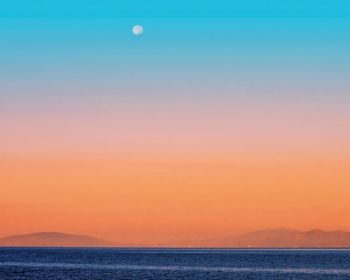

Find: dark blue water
[0,248,349,279]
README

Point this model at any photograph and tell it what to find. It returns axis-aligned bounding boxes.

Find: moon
[132,25,144,36]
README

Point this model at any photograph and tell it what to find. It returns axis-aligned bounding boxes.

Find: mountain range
[0,232,115,247]
[1,229,350,248]
[212,228,350,248]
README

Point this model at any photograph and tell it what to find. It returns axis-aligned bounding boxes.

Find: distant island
[1,229,350,248]
[0,232,116,247]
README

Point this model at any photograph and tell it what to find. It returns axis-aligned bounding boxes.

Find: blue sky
[1,0,350,18]
[0,0,349,104]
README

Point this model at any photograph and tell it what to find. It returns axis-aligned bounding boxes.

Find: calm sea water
[0,248,349,279]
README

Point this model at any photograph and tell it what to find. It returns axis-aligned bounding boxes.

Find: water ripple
[1,262,349,275]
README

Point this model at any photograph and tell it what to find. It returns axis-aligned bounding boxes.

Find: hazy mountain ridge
[1,229,350,248]
[214,228,350,248]
[0,232,116,247]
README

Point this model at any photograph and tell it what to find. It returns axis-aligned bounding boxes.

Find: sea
[0,248,349,279]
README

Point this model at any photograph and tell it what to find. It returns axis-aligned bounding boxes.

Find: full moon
[132,25,144,36]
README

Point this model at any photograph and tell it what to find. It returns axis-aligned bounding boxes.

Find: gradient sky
[1,0,350,245]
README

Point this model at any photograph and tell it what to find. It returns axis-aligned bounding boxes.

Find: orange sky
[1,100,350,245]
[1,155,350,244]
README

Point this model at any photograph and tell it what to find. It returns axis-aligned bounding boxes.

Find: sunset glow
[1,0,350,246]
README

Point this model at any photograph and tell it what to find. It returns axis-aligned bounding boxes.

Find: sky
[1,0,350,245]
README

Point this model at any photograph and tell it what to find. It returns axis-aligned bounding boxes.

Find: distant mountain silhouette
[2,229,350,248]
[0,232,116,247]
[211,228,350,248]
